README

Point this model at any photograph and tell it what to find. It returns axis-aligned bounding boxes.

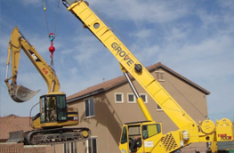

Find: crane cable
[43,0,60,35]
[43,0,49,35]
[43,0,60,66]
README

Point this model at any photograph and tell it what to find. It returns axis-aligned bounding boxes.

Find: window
[128,93,136,103]
[40,94,67,123]
[142,124,161,140]
[115,93,123,103]
[157,105,162,110]
[57,95,67,121]
[86,137,97,153]
[120,126,127,144]
[40,97,45,122]
[85,98,95,117]
[155,71,165,81]
[140,94,147,103]
[64,142,77,153]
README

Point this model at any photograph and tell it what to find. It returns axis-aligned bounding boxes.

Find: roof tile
[0,115,33,140]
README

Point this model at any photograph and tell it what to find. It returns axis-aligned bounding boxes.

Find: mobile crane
[62,0,233,152]
[5,27,91,145]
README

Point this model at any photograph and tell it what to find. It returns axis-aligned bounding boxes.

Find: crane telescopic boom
[62,1,233,152]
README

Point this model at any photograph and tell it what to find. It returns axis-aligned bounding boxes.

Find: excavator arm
[5,27,60,102]
[62,1,233,152]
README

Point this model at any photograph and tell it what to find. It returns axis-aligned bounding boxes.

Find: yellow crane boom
[62,1,233,152]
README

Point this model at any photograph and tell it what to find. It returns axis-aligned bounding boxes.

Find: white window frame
[127,93,136,103]
[139,93,148,103]
[63,142,77,153]
[84,97,95,118]
[63,143,68,153]
[115,93,124,103]
[70,142,77,153]
[157,104,163,111]
[86,137,98,153]
[155,71,165,82]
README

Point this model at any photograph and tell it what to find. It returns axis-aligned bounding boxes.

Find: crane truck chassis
[5,27,91,145]
[61,0,234,152]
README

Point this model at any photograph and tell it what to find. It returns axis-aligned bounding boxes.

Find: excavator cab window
[40,94,67,123]
[40,97,46,123]
[57,95,67,121]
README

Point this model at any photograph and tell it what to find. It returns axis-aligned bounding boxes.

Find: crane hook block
[48,33,55,58]
[49,33,55,42]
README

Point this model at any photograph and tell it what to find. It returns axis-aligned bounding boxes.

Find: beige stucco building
[55,62,210,153]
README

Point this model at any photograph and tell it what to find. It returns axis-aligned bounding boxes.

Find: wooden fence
[0,143,51,153]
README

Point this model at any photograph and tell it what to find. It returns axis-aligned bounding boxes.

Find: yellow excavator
[4,27,91,145]
[62,0,233,152]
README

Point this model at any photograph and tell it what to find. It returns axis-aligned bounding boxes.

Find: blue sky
[0,0,233,122]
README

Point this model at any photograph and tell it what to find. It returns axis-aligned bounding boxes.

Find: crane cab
[119,121,163,153]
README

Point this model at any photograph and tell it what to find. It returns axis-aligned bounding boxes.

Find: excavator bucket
[9,85,40,103]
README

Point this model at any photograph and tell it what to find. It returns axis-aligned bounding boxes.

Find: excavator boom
[5,28,40,102]
[5,27,60,102]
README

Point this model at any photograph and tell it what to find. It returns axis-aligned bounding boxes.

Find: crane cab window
[128,125,141,143]
[120,126,128,144]
[142,124,161,139]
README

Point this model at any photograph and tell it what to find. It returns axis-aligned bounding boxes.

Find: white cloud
[91,0,191,24]
[133,29,153,39]
[218,0,234,10]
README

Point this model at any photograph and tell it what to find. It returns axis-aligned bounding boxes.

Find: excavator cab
[40,93,67,124]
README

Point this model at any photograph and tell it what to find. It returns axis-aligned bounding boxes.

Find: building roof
[0,115,33,141]
[67,62,210,103]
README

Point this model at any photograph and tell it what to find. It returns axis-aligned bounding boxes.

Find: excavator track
[25,127,91,145]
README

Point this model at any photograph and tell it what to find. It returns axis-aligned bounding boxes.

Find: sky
[0,0,233,122]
